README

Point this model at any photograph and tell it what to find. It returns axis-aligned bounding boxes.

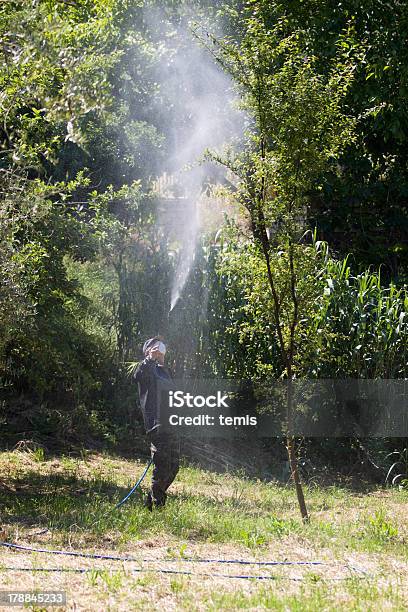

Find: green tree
[198,8,358,520]
[219,0,408,277]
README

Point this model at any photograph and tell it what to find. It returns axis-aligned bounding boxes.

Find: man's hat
[143,336,164,356]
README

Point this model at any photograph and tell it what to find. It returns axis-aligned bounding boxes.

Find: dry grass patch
[1,450,408,610]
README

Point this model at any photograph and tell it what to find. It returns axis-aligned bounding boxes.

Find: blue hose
[0,565,315,580]
[0,542,325,566]
[0,559,365,581]
[115,458,153,509]
[0,543,359,581]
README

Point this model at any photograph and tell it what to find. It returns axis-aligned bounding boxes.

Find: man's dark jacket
[133,358,175,433]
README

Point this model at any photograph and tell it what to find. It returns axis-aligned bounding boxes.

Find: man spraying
[133,337,180,511]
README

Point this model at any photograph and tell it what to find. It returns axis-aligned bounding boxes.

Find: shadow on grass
[0,435,387,495]
[2,466,403,552]
[0,469,148,533]
[0,469,292,541]
[0,457,384,528]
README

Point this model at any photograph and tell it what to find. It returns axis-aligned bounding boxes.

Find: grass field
[0,448,407,611]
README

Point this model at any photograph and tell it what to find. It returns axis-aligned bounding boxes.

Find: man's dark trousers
[146,429,180,508]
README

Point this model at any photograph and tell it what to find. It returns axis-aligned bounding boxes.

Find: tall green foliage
[219,0,408,276]
[0,0,167,443]
[1,0,406,457]
[302,241,408,378]
[212,231,408,380]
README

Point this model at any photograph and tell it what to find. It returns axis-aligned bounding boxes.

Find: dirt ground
[1,535,407,611]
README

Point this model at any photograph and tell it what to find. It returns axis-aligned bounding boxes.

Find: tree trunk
[287,365,309,522]
[286,435,309,522]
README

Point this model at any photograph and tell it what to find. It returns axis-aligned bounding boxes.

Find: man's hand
[149,347,162,361]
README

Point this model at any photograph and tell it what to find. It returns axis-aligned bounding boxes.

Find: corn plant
[303,237,408,378]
